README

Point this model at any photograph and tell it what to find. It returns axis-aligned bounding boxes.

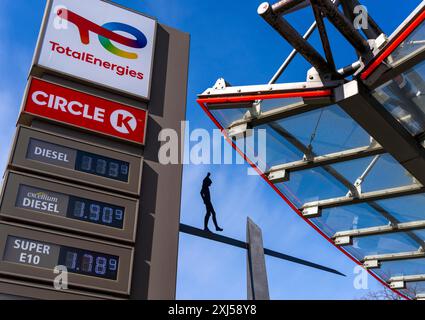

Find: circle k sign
[22,78,148,145]
[110,110,137,134]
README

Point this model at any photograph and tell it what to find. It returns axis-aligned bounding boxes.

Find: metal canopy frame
[197,82,425,299]
[360,2,425,86]
[197,0,425,300]
[363,250,425,267]
[301,184,424,211]
[257,0,379,81]
[267,143,384,177]
[198,90,415,300]
[198,91,421,300]
[390,274,425,290]
[334,220,425,246]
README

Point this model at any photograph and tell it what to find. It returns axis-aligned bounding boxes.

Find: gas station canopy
[198,1,425,300]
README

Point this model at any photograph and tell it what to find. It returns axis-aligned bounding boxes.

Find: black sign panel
[4,236,120,280]
[26,139,131,183]
[10,126,142,195]
[0,223,133,295]
[0,171,139,242]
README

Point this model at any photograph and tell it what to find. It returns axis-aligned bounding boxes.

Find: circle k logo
[110,110,137,134]
[57,8,147,59]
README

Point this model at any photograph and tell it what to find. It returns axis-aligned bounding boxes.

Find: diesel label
[27,138,76,169]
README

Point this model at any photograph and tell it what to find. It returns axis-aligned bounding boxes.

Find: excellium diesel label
[16,185,68,216]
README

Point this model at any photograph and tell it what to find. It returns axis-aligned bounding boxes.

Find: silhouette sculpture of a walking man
[200,172,223,232]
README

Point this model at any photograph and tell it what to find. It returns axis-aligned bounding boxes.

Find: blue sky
[0,0,422,299]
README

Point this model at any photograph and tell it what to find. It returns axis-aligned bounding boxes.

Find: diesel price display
[11,126,143,195]
[28,139,130,182]
[0,171,139,243]
[16,184,125,229]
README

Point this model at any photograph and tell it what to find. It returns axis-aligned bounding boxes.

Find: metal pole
[269,21,317,84]
[310,0,336,71]
[313,0,371,55]
[258,2,336,76]
[247,218,270,300]
[272,0,310,15]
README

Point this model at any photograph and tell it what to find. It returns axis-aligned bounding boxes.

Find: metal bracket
[334,235,352,246]
[227,123,248,138]
[303,149,314,162]
[370,136,378,148]
[306,67,345,87]
[370,33,388,54]
[307,67,328,85]
[363,259,380,269]
[213,78,230,91]
[268,169,290,184]
[346,155,381,197]
[390,280,406,290]
[250,100,262,118]
[302,206,321,218]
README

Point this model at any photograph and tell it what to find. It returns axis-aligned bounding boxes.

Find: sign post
[0,0,189,300]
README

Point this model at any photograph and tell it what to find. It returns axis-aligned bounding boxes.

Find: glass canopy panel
[272,105,372,156]
[344,232,420,261]
[412,229,425,241]
[199,3,425,300]
[209,107,249,129]
[259,97,304,113]
[390,19,425,66]
[275,167,349,208]
[379,258,425,279]
[373,61,425,136]
[276,152,414,208]
[311,203,390,237]
[244,123,303,170]
[406,281,425,295]
[331,154,415,193]
[375,193,425,223]
[207,97,307,129]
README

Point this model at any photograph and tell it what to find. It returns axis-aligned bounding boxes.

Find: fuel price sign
[0,171,139,242]
[9,126,143,195]
[0,223,133,295]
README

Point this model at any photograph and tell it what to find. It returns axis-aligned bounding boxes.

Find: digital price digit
[75,151,130,182]
[68,197,125,229]
[60,248,119,280]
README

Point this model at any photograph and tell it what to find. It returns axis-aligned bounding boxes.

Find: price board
[0,222,133,295]
[9,126,142,195]
[0,171,139,243]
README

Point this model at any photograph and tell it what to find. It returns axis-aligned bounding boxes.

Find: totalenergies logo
[56,8,147,59]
